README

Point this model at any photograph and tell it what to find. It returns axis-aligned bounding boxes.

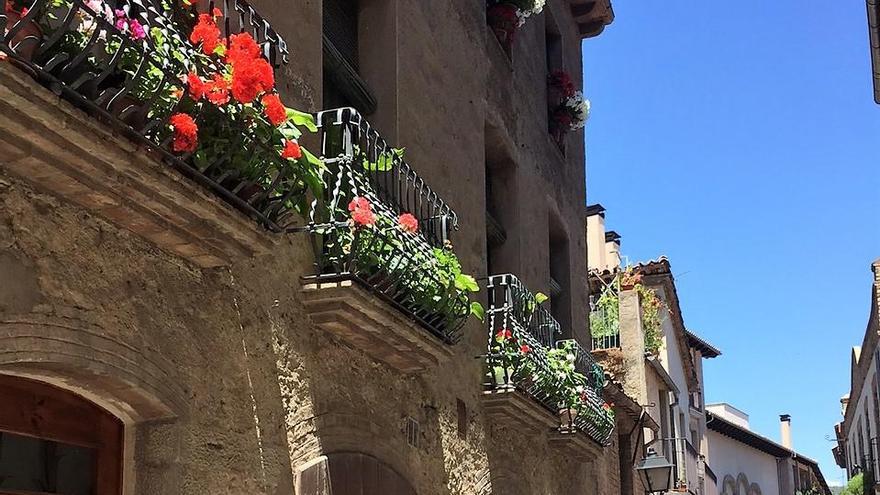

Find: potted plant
[487,327,535,387]
[4,0,43,61]
[540,340,590,428]
[485,0,545,51]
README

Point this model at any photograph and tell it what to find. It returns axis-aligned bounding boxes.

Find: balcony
[300,108,477,373]
[482,274,614,450]
[0,0,315,267]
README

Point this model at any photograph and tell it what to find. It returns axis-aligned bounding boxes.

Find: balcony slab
[548,429,605,460]
[0,64,277,268]
[481,388,558,434]
[300,280,453,373]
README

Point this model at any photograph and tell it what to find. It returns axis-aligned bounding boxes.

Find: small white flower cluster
[564,91,591,130]
[515,0,546,26]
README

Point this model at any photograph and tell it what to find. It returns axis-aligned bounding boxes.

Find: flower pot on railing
[108,93,148,131]
[487,3,518,52]
[4,9,43,61]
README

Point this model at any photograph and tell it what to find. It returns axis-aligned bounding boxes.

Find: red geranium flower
[169,113,198,153]
[230,56,274,103]
[348,196,375,227]
[211,7,221,17]
[281,140,301,159]
[495,329,512,341]
[520,344,531,354]
[226,32,261,66]
[261,93,286,126]
[398,212,418,233]
[187,71,208,100]
[190,14,221,55]
[205,74,230,105]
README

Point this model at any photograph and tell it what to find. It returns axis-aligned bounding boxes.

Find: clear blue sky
[582,1,880,486]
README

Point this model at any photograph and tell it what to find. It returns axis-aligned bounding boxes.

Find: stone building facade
[833,259,880,493]
[0,0,640,494]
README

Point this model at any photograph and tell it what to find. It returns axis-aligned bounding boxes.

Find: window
[322,0,377,113]
[0,375,123,495]
[484,124,516,276]
[548,215,570,331]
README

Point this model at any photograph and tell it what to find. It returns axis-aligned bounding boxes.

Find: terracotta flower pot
[109,93,148,131]
[487,3,519,51]
[4,9,43,61]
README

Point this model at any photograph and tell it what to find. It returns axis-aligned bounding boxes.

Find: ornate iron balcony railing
[313,108,458,247]
[0,0,305,232]
[485,273,613,445]
[304,108,468,344]
[559,338,614,445]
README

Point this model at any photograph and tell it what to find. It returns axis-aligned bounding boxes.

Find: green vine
[589,269,665,356]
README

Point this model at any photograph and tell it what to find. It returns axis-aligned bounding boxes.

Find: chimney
[586,204,607,271]
[605,231,622,270]
[780,414,792,449]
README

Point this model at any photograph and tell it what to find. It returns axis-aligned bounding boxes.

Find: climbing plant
[589,269,665,355]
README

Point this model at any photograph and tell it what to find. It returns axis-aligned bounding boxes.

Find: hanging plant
[486,0,545,51]
[548,70,590,146]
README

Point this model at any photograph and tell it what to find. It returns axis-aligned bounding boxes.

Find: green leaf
[454,274,479,292]
[535,292,549,304]
[470,301,485,322]
[287,109,318,132]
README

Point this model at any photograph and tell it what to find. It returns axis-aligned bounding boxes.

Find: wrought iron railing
[560,338,614,444]
[485,274,613,445]
[304,108,467,344]
[485,274,558,410]
[0,0,309,232]
[313,108,458,247]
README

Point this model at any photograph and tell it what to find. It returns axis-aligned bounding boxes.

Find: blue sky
[582,1,880,485]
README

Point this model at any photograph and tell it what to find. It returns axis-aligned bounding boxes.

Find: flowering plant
[323,192,484,331]
[486,0,545,50]
[589,270,665,355]
[487,327,536,385]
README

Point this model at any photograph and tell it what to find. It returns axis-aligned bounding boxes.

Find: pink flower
[495,329,512,341]
[348,196,375,227]
[398,212,418,233]
[520,344,531,354]
[129,19,145,40]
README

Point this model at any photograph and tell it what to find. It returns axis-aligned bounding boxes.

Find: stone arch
[737,473,751,495]
[721,475,737,495]
[295,452,416,495]
[748,482,762,495]
[476,467,529,495]
[0,308,187,423]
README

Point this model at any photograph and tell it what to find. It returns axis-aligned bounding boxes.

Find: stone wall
[0,0,619,493]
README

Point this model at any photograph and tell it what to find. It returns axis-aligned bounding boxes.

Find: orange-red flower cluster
[170,113,198,152]
[281,140,301,159]
[261,93,286,125]
[519,344,531,354]
[398,212,418,234]
[348,197,375,227]
[495,328,512,341]
[190,13,221,55]
[226,32,274,104]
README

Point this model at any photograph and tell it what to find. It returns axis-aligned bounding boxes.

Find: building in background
[587,206,719,495]
[706,407,831,495]
[866,0,880,103]
[587,207,832,495]
[833,260,880,494]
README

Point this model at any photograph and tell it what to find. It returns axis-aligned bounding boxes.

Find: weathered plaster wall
[705,430,780,495]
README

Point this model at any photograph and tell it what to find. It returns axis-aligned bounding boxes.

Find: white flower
[562,91,591,130]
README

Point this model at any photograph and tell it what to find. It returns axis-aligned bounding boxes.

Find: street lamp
[636,448,674,494]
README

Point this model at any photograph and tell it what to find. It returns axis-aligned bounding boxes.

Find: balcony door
[0,375,123,495]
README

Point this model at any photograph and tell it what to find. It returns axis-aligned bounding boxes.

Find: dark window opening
[548,215,570,331]
[322,0,377,113]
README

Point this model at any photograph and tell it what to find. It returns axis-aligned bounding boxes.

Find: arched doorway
[0,374,123,495]
[297,452,416,495]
